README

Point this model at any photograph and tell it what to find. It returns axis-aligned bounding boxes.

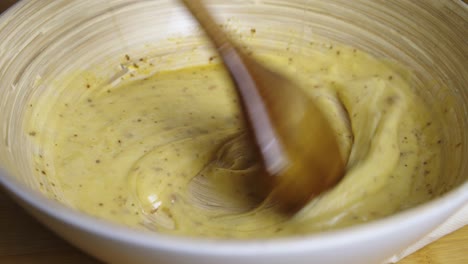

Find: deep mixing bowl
[0,1,467,263]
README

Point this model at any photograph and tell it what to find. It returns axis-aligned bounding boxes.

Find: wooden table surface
[0,1,467,263]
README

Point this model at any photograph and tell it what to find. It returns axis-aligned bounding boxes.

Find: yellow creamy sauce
[27,44,442,238]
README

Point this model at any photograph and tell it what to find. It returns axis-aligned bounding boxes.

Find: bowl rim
[1,168,467,256]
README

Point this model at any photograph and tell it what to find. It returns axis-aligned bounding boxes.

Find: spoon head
[240,60,346,212]
[269,99,346,212]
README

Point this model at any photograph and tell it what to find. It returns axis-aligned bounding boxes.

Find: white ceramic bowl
[0,1,467,263]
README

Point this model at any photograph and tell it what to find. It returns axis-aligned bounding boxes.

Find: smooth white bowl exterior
[0,1,467,264]
[3,174,467,264]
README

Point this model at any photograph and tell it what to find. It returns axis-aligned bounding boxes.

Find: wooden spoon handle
[179,0,286,176]
[179,0,233,53]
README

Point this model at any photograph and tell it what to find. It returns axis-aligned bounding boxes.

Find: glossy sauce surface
[26,43,442,238]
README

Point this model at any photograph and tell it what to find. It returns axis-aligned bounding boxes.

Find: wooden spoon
[180,0,345,212]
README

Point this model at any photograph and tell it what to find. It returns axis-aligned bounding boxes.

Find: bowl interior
[0,0,467,237]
